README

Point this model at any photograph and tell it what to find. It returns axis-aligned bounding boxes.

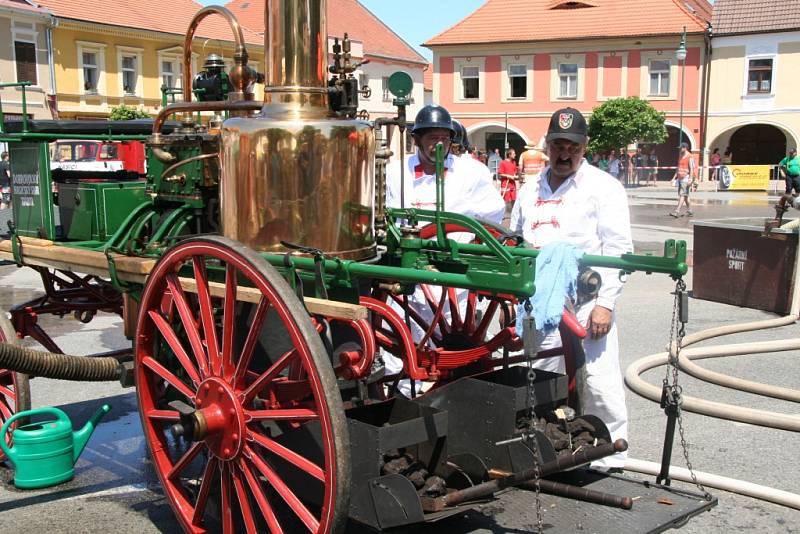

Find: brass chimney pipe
[263,0,329,114]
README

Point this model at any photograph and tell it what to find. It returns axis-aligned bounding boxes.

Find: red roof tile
[425,0,711,46]
[226,0,427,64]
[713,0,800,36]
[31,0,262,44]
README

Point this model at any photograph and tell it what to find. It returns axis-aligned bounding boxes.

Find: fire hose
[0,342,123,382]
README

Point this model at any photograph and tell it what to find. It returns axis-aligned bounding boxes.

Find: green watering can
[0,404,111,489]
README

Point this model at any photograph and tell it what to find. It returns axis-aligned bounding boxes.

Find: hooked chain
[667,278,712,500]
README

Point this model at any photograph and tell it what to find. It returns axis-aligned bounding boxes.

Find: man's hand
[586,305,613,339]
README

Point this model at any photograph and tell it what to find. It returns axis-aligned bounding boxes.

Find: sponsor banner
[717,164,771,191]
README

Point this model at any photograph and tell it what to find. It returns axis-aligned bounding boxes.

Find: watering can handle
[0,407,70,457]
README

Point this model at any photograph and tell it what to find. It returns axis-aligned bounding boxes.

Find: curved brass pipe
[182,6,247,103]
[161,152,219,180]
[152,100,262,136]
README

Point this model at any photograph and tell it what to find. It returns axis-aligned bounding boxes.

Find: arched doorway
[641,125,693,182]
[466,121,527,160]
[728,124,786,164]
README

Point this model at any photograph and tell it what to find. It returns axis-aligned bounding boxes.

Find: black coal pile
[381,448,447,497]
[515,413,609,454]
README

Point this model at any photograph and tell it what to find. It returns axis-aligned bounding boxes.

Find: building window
[359,73,369,99]
[14,41,37,85]
[461,66,480,99]
[558,63,578,98]
[121,55,137,95]
[82,52,99,93]
[648,59,670,96]
[748,58,773,94]
[508,64,527,98]
[382,76,391,101]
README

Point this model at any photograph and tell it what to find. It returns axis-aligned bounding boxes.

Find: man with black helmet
[384,105,504,396]
[509,107,633,470]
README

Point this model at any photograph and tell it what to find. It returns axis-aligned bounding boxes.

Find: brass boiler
[221,0,376,260]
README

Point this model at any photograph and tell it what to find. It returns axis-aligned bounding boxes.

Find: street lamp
[676,27,687,171]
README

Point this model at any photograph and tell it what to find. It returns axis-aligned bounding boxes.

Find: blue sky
[195,0,487,61]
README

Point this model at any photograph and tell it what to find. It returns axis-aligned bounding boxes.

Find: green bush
[588,97,667,154]
[109,105,150,121]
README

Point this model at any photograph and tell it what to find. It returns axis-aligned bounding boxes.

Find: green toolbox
[58,180,147,241]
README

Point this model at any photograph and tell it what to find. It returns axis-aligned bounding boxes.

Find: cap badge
[559,113,573,130]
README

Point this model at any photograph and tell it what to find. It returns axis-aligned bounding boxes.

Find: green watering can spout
[73,404,111,462]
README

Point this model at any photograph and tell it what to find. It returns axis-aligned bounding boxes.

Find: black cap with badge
[545,107,588,144]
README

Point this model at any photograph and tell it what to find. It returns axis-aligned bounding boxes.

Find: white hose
[624,458,800,510]
[780,218,800,230]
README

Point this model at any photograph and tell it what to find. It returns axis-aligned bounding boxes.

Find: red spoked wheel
[0,309,31,462]
[368,221,519,378]
[135,236,349,534]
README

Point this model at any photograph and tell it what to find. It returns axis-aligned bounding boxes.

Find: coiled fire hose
[0,342,123,381]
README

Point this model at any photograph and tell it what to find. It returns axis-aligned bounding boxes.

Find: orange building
[425,0,712,179]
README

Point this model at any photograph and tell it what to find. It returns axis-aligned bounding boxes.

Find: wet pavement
[0,188,798,532]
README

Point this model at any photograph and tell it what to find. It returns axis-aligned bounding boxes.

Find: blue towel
[516,242,583,336]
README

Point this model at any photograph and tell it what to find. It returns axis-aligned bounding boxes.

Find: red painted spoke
[447,288,463,329]
[168,441,204,481]
[420,285,450,336]
[165,273,210,377]
[148,310,202,385]
[247,429,325,482]
[146,409,180,421]
[464,291,478,333]
[238,456,283,534]
[231,462,259,534]
[221,462,234,534]
[247,409,318,421]
[192,256,222,377]
[0,385,15,400]
[417,286,447,350]
[242,348,295,404]
[234,297,270,386]
[245,444,320,532]
[191,456,219,526]
[141,356,196,399]
[474,300,500,341]
[388,293,437,340]
[0,401,13,421]
[221,264,238,381]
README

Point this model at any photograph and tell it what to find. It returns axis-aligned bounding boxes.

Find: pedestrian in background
[632,147,645,185]
[607,149,621,180]
[518,140,549,185]
[722,146,733,165]
[779,148,800,195]
[670,143,697,217]
[597,152,609,173]
[618,148,630,185]
[498,148,518,216]
[647,148,659,185]
[0,151,10,210]
[710,147,721,181]
[488,148,501,180]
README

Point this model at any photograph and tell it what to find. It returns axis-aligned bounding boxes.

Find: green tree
[587,97,667,154]
[109,104,150,121]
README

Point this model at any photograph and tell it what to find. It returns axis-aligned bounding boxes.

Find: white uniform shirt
[382,151,504,387]
[510,160,632,310]
[386,153,505,225]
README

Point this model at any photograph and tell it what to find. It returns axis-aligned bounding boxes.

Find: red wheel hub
[194,377,245,461]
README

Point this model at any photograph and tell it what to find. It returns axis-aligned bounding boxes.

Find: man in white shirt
[510,107,633,469]
[384,105,505,395]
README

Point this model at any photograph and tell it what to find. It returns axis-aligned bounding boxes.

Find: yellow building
[708,0,800,165]
[34,0,263,119]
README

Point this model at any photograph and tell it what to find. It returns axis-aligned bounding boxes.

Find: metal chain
[666,279,713,500]
[523,301,545,533]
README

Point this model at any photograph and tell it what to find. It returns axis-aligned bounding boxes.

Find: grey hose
[0,342,121,381]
